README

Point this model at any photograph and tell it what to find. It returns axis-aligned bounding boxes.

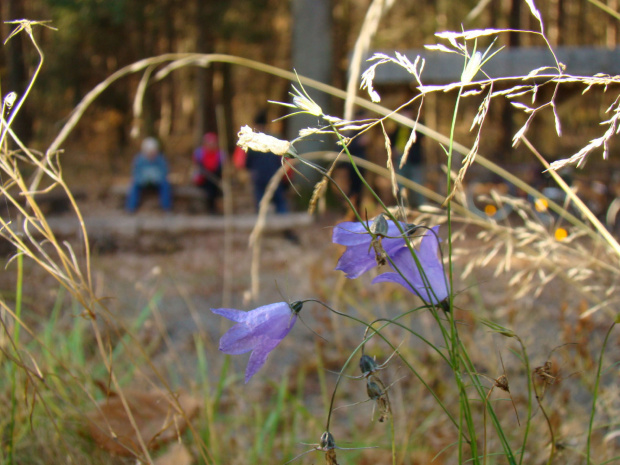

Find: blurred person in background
[192,132,224,213]
[245,111,289,214]
[126,137,172,213]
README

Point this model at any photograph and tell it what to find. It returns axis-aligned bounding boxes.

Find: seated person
[192,132,223,213]
[126,137,172,212]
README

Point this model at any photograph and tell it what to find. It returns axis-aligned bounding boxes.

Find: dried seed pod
[494,374,509,392]
[319,431,336,451]
[534,361,556,386]
[359,354,378,376]
[371,237,388,266]
[366,378,384,400]
[366,375,391,422]
[325,448,339,465]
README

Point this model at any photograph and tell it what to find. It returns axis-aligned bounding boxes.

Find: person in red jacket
[192,132,223,213]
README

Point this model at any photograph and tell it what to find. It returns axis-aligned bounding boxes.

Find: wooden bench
[108,182,207,213]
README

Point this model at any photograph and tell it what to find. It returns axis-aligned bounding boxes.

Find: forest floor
[2,184,619,463]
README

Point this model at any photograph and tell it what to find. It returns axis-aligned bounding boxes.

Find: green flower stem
[444,86,477,463]
[7,253,24,465]
[515,337,534,465]
[306,300,462,440]
[328,121,393,221]
[327,121,452,338]
[458,343,517,465]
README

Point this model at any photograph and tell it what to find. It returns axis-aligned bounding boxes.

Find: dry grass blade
[380,121,398,199]
[344,0,395,119]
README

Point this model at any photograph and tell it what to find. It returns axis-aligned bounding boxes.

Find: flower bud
[366,378,384,400]
[370,215,389,237]
[319,431,336,450]
[359,354,378,375]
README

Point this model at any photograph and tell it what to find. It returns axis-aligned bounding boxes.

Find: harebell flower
[212,301,303,383]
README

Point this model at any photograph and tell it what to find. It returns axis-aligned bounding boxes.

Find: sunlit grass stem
[444,86,477,463]
[7,253,24,465]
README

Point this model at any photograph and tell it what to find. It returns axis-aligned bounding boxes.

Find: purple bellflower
[333,219,410,279]
[211,301,303,383]
[372,226,450,307]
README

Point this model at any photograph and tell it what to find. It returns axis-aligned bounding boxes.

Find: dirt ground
[3,189,619,464]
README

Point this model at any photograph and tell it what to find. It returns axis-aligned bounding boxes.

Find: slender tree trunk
[195,0,217,145]
[159,0,176,138]
[220,62,234,153]
[607,0,618,48]
[289,0,333,155]
[508,0,521,47]
[548,0,560,46]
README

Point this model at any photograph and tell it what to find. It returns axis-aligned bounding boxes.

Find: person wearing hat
[126,137,172,212]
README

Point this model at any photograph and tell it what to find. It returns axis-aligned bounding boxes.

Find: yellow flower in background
[554,227,568,241]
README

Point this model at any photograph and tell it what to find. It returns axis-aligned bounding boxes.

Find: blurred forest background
[1,0,619,191]
[1,3,620,463]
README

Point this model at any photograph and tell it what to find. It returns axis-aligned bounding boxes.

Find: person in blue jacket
[125,137,172,212]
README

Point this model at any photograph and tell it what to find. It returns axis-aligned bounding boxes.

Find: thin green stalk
[444,86,479,463]
[309,300,461,436]
[515,337,534,465]
[7,252,24,465]
[458,344,517,464]
[366,317,460,432]
[535,380,556,465]
[329,121,394,219]
[586,321,617,464]
[327,120,410,240]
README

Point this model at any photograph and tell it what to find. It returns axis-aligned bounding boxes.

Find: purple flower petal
[371,247,418,291]
[333,219,409,278]
[211,302,300,383]
[332,221,371,246]
[332,220,407,246]
[418,226,441,264]
[372,226,449,306]
[245,340,279,383]
[241,302,292,329]
[211,308,250,323]
[335,245,377,279]
[218,323,261,354]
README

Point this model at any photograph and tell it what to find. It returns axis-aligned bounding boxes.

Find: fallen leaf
[86,389,200,456]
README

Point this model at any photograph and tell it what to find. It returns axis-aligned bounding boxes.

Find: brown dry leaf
[86,389,200,456]
[154,443,193,465]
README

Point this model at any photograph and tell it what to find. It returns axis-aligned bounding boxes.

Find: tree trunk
[159,0,176,139]
[195,0,217,146]
[607,0,618,48]
[288,0,333,156]
[220,62,234,154]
